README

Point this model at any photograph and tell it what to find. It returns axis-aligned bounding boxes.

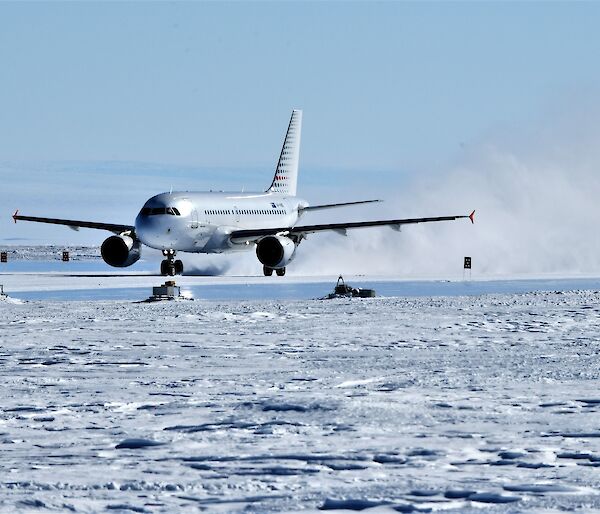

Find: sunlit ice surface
[3,273,600,301]
[1,269,600,511]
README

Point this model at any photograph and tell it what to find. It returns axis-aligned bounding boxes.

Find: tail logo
[267,110,302,196]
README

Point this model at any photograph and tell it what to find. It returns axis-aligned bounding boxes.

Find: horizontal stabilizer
[300,199,381,212]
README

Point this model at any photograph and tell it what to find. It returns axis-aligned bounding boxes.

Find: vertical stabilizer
[267,109,302,196]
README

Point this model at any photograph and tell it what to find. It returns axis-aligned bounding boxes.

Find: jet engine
[256,235,296,269]
[100,234,141,268]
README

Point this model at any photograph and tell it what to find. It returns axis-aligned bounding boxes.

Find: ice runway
[1,278,600,512]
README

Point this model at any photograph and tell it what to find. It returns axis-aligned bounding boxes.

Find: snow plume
[182,252,267,276]
[182,254,235,276]
[290,101,600,279]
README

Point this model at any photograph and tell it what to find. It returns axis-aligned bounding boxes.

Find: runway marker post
[463,256,472,281]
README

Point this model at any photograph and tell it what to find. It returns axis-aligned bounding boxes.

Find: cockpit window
[140,207,181,216]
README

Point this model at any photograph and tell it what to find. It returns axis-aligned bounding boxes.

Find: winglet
[13,209,19,224]
[469,210,475,224]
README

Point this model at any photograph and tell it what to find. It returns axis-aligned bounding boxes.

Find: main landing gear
[263,266,286,277]
[161,249,183,276]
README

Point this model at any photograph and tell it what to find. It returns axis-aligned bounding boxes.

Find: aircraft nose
[135,213,158,244]
[135,213,148,239]
[135,212,178,248]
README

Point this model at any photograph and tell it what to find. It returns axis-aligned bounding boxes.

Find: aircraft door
[234,206,240,223]
[191,209,199,229]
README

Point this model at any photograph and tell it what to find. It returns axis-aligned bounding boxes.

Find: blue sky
[2,2,599,170]
[1,1,600,277]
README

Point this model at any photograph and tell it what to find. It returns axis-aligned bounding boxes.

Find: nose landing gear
[161,250,184,276]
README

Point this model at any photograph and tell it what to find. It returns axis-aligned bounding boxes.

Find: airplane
[13,110,475,276]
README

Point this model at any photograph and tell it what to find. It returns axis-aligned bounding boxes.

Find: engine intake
[256,235,296,269]
[101,235,141,268]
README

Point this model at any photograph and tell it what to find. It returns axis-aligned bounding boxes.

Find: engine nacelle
[101,235,141,268]
[256,235,296,269]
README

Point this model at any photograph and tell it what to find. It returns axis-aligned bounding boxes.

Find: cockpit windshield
[140,207,181,216]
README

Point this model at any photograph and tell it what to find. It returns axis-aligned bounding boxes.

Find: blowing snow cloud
[284,100,600,278]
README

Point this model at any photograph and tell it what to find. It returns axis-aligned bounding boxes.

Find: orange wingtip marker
[469,210,475,224]
[13,209,19,223]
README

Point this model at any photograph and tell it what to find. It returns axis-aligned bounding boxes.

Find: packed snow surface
[2,288,600,512]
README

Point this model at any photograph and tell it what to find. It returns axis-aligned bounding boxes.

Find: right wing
[12,210,134,234]
[231,210,475,243]
[299,199,381,212]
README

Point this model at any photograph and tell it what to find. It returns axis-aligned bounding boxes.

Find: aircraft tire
[174,260,184,275]
[263,266,274,276]
[160,260,169,276]
[276,268,286,277]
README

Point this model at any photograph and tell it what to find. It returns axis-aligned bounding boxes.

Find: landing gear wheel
[263,266,274,276]
[276,267,286,277]
[160,260,169,276]
[174,260,184,275]
[160,249,181,276]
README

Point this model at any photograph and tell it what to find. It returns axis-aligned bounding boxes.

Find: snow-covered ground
[2,279,600,513]
[0,245,101,261]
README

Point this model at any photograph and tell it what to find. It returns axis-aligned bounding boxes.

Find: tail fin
[267,109,302,196]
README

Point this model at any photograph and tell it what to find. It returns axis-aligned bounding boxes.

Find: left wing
[12,210,134,234]
[231,210,475,243]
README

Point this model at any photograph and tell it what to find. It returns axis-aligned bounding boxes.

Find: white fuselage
[135,191,308,253]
